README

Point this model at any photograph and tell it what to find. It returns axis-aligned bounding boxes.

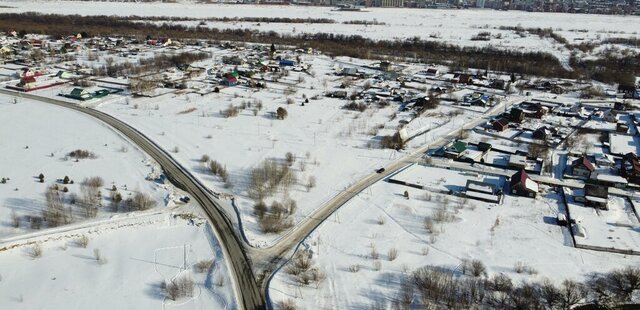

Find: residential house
[528,103,548,119]
[477,142,492,152]
[532,126,554,141]
[616,122,629,134]
[465,180,501,203]
[444,141,467,159]
[220,72,239,86]
[589,172,628,189]
[618,84,638,99]
[604,110,618,123]
[508,154,527,170]
[341,67,360,77]
[492,118,509,132]
[425,68,439,76]
[490,79,508,90]
[509,169,538,198]
[510,108,525,123]
[457,74,473,84]
[583,183,609,210]
[620,152,640,184]
[571,156,595,178]
[595,153,616,167]
[65,88,92,100]
[469,95,490,107]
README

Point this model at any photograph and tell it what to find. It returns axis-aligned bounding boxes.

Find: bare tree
[559,279,587,309]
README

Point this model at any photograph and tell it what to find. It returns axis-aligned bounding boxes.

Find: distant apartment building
[372,0,404,6]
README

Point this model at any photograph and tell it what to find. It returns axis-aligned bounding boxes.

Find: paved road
[1,89,265,310]
[258,96,524,300]
[4,88,522,309]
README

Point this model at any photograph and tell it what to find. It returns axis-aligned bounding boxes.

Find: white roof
[467,182,495,194]
[525,178,539,192]
[585,195,608,203]
[594,173,628,184]
[465,191,500,203]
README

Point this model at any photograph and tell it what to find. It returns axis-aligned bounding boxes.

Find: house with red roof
[510,169,538,198]
[571,156,595,178]
[492,118,509,132]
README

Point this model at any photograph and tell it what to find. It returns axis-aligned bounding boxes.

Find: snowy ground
[0,93,171,239]
[268,172,640,309]
[1,1,639,65]
[0,213,235,310]
[66,53,477,246]
[568,196,640,251]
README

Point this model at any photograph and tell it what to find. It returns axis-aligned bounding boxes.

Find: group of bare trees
[285,249,326,288]
[395,265,640,309]
[15,174,158,231]
[3,12,638,85]
[162,274,195,301]
[43,185,73,227]
[249,159,297,200]
[254,198,297,233]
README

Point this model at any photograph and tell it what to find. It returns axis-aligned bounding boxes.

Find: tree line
[1,13,637,85]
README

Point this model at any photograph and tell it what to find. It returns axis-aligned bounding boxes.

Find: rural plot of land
[269,173,640,309]
[0,95,170,239]
[0,215,234,310]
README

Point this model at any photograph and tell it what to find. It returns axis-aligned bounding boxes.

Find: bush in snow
[163,274,195,301]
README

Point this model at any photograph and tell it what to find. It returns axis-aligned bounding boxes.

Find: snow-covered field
[0,94,170,239]
[268,168,640,309]
[1,1,639,65]
[50,53,474,246]
[0,213,235,309]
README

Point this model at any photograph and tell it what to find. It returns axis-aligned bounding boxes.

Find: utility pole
[183,243,187,271]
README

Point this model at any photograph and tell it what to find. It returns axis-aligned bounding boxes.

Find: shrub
[388,248,398,261]
[343,101,367,112]
[194,259,214,273]
[254,200,267,219]
[470,259,487,277]
[349,264,360,273]
[30,243,43,258]
[373,260,382,271]
[285,152,295,166]
[164,274,195,301]
[380,132,404,149]
[77,235,89,248]
[10,210,19,228]
[67,149,96,159]
[128,192,157,211]
[276,107,288,120]
[370,244,379,260]
[305,176,316,191]
[83,176,104,189]
[277,299,298,310]
[221,104,239,118]
[200,154,210,163]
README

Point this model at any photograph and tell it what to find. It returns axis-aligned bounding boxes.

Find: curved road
[1,89,264,310]
[3,88,521,309]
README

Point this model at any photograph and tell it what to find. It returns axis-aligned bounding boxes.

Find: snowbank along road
[1,87,521,309]
[0,88,264,310]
